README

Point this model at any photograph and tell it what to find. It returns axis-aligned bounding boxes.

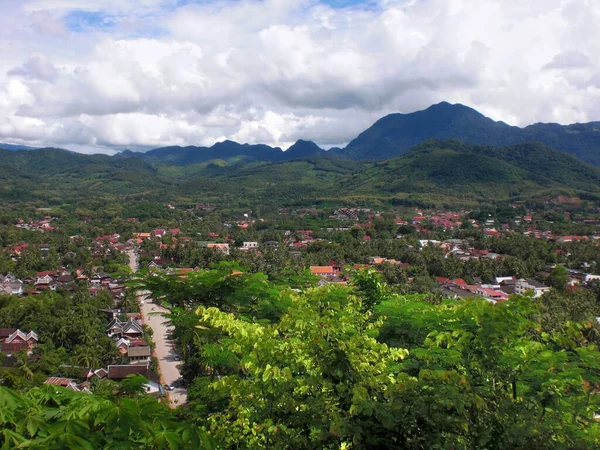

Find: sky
[1,0,600,154]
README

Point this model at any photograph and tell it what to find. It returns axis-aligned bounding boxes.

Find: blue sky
[63,10,117,32]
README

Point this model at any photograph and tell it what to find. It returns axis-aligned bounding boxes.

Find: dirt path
[128,250,187,407]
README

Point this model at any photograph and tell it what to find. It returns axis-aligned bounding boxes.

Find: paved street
[128,251,187,407]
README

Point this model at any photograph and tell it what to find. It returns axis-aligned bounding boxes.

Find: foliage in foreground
[180,284,600,449]
[0,383,213,449]
[5,265,600,449]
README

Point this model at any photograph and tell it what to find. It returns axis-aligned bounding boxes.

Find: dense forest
[2,138,600,209]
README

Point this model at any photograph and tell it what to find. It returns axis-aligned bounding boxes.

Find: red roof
[453,278,467,286]
[44,377,73,387]
[310,266,335,275]
[36,270,58,277]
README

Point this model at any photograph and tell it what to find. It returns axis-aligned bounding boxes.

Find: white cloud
[1,0,600,153]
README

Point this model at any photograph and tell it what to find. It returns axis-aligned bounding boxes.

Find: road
[128,250,187,407]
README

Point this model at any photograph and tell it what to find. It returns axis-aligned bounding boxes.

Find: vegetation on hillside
[3,138,600,209]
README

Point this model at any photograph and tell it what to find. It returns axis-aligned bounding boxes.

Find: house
[296,230,313,240]
[310,266,336,277]
[331,208,359,221]
[44,377,89,392]
[86,368,108,379]
[35,274,55,286]
[240,241,259,251]
[418,240,441,247]
[1,280,24,296]
[57,274,74,284]
[442,286,479,299]
[495,276,515,285]
[263,241,279,249]
[153,229,167,238]
[515,279,550,298]
[107,362,163,394]
[115,338,130,354]
[475,287,509,302]
[1,330,38,354]
[127,345,151,361]
[106,318,144,339]
[90,272,111,285]
[0,328,17,340]
[207,243,230,255]
[585,274,600,283]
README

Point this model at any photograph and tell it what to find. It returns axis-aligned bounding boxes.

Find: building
[127,345,152,362]
[206,243,230,255]
[515,279,550,298]
[106,318,144,339]
[1,329,38,354]
[475,287,509,302]
[240,242,259,251]
[107,363,163,394]
[44,377,90,393]
[310,266,336,277]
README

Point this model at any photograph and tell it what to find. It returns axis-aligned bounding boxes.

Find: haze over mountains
[4,102,600,165]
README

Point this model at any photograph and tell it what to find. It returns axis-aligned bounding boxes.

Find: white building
[240,242,259,251]
[515,279,550,298]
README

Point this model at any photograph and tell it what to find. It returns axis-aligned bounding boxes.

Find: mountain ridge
[3,139,600,208]
[331,102,600,164]
[6,102,600,165]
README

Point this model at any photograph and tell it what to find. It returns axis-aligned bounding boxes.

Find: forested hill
[3,140,600,208]
[339,140,600,206]
[330,102,600,165]
[133,139,327,165]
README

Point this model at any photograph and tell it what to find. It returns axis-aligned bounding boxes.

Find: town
[2,198,600,407]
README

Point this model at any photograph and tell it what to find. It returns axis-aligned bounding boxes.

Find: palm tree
[73,346,102,369]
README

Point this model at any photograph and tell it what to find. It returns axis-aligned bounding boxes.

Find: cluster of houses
[0,270,126,303]
[15,216,56,232]
[438,277,551,303]
[417,239,505,261]
[44,362,162,395]
[307,261,554,303]
[106,315,152,363]
[411,210,466,231]
[329,208,373,221]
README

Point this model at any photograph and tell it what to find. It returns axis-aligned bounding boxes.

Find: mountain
[0,143,38,151]
[4,139,600,208]
[331,102,600,165]
[137,140,283,165]
[134,139,327,164]
[281,140,326,160]
[6,102,600,166]
[339,139,600,206]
